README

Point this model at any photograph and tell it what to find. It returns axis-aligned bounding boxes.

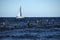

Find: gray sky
[0,0,60,17]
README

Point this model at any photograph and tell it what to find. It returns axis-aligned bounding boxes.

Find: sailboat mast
[16,5,24,18]
[20,6,22,17]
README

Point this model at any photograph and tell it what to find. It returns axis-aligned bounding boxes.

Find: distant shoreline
[0,17,60,18]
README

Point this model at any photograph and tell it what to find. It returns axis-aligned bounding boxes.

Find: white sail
[16,6,24,18]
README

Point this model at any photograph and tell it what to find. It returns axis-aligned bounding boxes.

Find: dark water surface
[0,17,60,40]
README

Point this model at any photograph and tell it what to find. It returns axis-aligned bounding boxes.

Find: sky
[0,0,60,17]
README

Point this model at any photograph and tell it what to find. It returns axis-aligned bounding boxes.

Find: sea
[0,17,60,40]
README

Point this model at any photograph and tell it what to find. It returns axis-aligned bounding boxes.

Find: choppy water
[0,17,60,40]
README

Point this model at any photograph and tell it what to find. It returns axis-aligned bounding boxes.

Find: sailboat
[16,6,24,18]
